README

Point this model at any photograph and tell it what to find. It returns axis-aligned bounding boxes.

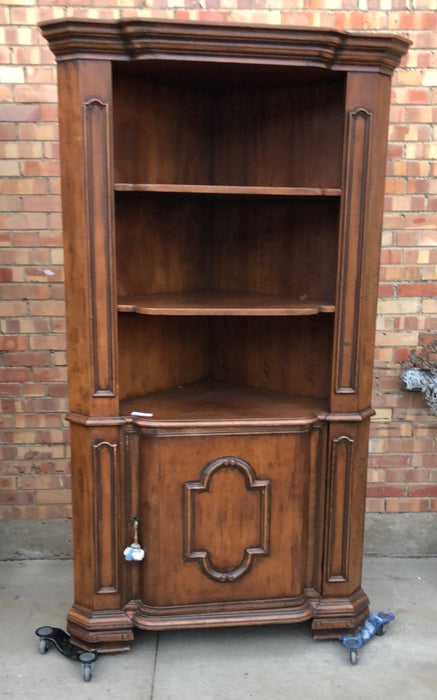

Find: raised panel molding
[93,440,119,594]
[325,435,353,583]
[83,98,116,398]
[184,457,271,582]
[335,107,372,395]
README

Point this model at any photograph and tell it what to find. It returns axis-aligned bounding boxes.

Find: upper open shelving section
[39,18,410,411]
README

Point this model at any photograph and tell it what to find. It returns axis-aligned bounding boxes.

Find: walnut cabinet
[40,18,409,652]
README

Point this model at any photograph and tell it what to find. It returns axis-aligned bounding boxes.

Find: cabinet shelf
[114,183,342,197]
[121,379,328,426]
[117,293,335,316]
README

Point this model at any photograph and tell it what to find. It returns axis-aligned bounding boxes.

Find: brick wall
[0,0,436,520]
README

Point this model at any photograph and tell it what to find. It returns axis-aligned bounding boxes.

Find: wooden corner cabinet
[40,18,409,652]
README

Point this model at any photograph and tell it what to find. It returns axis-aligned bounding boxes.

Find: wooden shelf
[121,379,327,426]
[117,293,335,316]
[114,183,341,197]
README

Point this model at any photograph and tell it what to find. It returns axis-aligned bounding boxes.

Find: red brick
[378,284,395,297]
[15,414,64,428]
[405,469,431,483]
[380,249,402,264]
[397,282,437,297]
[365,499,386,513]
[368,455,410,468]
[2,351,52,368]
[17,475,63,490]
[14,85,58,104]
[384,469,409,483]
[408,485,437,498]
[0,213,47,230]
[32,367,67,382]
[12,504,73,519]
[0,337,29,351]
[21,161,60,177]
[11,232,40,248]
[21,196,62,212]
[367,485,406,498]
[48,213,63,229]
[31,398,68,413]
[0,384,21,398]
[0,268,13,282]
[0,124,17,140]
[21,384,45,398]
[0,477,17,490]
[47,383,68,397]
[0,491,34,505]
[27,300,65,316]
[0,506,15,520]
[29,336,66,351]
[25,66,56,84]
[393,231,417,246]
[0,104,40,121]
[411,453,437,469]
[1,179,47,195]
[386,499,430,513]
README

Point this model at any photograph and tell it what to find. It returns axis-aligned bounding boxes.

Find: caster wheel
[350,649,359,665]
[38,638,49,655]
[82,663,93,682]
[376,626,386,636]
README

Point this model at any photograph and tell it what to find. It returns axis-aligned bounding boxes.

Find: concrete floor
[0,558,436,699]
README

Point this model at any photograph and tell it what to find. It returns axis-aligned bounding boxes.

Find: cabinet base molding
[67,604,134,653]
[311,588,369,639]
[66,590,369,646]
[131,595,317,631]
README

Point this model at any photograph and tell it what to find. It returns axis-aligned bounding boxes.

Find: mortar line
[149,632,160,700]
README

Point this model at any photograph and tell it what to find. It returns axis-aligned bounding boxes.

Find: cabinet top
[40,18,410,75]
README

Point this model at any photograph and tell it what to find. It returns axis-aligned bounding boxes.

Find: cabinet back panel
[213,81,345,188]
[113,72,345,187]
[113,74,214,184]
[211,316,333,400]
[118,314,210,400]
[212,197,338,300]
[116,193,213,297]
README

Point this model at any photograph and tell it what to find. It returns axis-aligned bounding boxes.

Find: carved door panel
[138,427,324,608]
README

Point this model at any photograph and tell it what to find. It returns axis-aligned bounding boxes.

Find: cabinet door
[138,427,325,609]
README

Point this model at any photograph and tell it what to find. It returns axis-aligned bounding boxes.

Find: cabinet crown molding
[40,18,410,75]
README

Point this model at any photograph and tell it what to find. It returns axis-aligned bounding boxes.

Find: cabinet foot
[311,588,369,639]
[67,604,134,653]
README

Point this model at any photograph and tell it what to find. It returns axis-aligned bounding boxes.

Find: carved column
[332,72,392,414]
[312,420,370,639]
[66,422,134,652]
[56,60,118,417]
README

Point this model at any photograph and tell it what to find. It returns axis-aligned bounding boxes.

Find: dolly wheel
[82,663,93,682]
[38,638,49,655]
[350,649,359,665]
